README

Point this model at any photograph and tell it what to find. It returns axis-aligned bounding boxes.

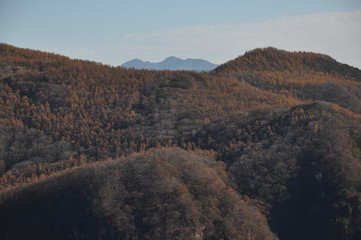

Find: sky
[1,0,361,68]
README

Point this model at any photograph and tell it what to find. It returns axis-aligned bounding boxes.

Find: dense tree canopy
[1,44,361,240]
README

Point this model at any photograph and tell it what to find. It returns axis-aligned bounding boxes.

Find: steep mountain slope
[1,44,361,240]
[122,56,218,71]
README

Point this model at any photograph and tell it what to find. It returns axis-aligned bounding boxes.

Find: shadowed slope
[0,148,277,240]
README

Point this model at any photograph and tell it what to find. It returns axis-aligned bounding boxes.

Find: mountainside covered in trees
[1,44,361,240]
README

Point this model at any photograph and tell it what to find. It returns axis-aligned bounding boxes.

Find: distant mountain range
[121,56,218,71]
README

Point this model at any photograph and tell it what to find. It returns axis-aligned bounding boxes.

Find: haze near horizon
[0,0,360,68]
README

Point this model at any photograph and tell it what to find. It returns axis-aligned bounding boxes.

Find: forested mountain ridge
[214,47,361,79]
[214,47,361,114]
[0,43,361,240]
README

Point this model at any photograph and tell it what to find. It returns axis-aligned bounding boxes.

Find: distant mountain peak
[164,56,179,60]
[121,57,218,71]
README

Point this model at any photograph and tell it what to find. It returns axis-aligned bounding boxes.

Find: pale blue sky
[1,0,361,68]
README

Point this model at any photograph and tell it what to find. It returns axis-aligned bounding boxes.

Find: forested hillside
[1,44,361,240]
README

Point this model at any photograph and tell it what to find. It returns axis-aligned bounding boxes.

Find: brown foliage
[1,44,361,240]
